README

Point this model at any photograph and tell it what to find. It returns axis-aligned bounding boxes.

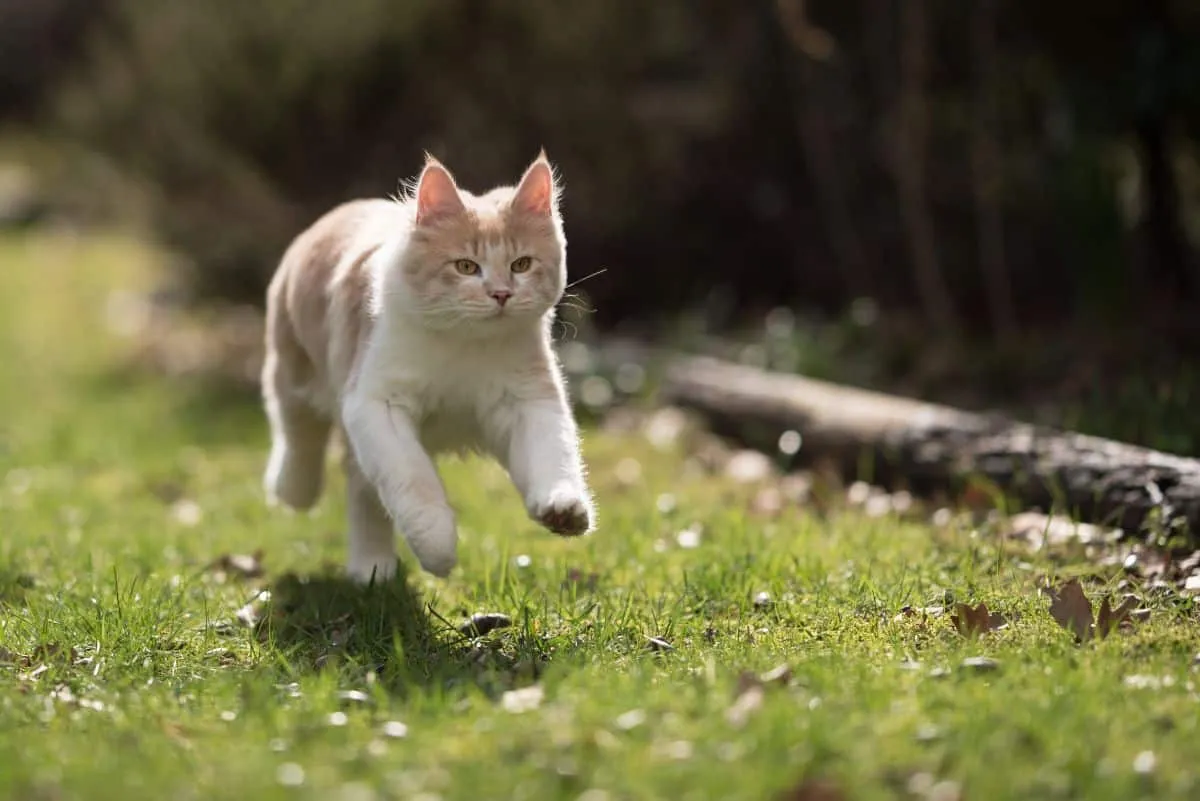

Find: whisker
[564,268,608,291]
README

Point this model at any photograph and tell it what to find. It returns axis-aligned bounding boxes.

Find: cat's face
[398,155,566,331]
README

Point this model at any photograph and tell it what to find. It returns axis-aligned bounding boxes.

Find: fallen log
[642,350,1200,538]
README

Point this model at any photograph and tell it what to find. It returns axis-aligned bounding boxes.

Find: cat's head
[394,152,567,331]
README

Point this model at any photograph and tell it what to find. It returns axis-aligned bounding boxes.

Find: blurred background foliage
[2,0,1200,446]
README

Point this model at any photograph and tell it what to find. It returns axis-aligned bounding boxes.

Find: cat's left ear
[512,150,560,217]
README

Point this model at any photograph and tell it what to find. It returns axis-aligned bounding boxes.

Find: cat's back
[268,198,406,405]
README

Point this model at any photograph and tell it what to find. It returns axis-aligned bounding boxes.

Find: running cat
[261,152,594,582]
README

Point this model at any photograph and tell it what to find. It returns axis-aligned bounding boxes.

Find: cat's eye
[510,256,533,274]
[453,259,480,275]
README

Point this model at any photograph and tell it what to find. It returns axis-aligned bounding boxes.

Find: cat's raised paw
[531,487,594,537]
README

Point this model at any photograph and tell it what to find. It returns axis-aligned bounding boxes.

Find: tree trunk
[894,0,961,336]
[970,0,1017,342]
[649,351,1200,538]
[774,0,872,298]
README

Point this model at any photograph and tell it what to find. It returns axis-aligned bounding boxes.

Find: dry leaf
[950,602,1006,637]
[1046,578,1094,642]
[1095,595,1139,638]
[458,612,513,637]
[775,778,846,801]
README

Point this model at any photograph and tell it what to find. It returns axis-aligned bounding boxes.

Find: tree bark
[970,0,1017,342]
[649,351,1200,538]
[774,0,872,298]
[894,0,961,336]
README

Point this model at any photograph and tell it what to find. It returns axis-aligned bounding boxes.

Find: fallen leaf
[760,663,794,686]
[457,613,513,637]
[1095,595,1139,638]
[1046,578,1094,642]
[562,568,599,591]
[950,602,1006,637]
[775,778,846,801]
[0,647,29,667]
[209,550,265,581]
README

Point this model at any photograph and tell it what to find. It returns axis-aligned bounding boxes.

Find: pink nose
[490,290,512,307]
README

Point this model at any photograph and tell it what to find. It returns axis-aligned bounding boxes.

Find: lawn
[1,229,1198,801]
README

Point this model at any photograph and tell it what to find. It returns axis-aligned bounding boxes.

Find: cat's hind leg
[342,447,399,584]
[262,349,332,510]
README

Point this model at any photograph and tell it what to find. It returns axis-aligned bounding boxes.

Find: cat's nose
[490,289,512,307]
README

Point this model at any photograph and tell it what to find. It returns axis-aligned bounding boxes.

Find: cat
[260,152,595,583]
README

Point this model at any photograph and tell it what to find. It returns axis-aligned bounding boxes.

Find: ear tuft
[512,152,559,217]
[415,159,465,225]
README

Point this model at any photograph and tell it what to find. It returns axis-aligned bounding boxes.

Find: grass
[0,229,1199,801]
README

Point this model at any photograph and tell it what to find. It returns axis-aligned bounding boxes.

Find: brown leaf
[1047,578,1094,642]
[209,550,265,581]
[950,602,1006,637]
[776,778,846,801]
[1095,594,1139,638]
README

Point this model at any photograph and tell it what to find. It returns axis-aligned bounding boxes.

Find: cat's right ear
[414,158,466,226]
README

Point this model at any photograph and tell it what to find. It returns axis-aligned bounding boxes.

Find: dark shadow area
[0,565,35,607]
[252,568,557,699]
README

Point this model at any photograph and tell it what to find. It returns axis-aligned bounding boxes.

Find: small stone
[328,711,348,727]
[960,656,1000,673]
[501,685,544,714]
[219,710,237,722]
[725,450,773,484]
[906,772,935,795]
[1133,750,1157,775]
[276,763,305,787]
[928,780,962,801]
[381,720,408,738]
[171,499,203,526]
[615,709,646,730]
[759,664,793,685]
[915,724,942,743]
[777,430,802,456]
[846,481,871,505]
[458,613,513,637]
[753,591,773,609]
[863,493,893,518]
[614,458,643,485]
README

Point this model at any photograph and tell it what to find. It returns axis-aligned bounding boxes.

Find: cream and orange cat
[260,152,594,582]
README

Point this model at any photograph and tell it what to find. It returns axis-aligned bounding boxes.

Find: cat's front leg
[341,393,458,578]
[500,397,595,537]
